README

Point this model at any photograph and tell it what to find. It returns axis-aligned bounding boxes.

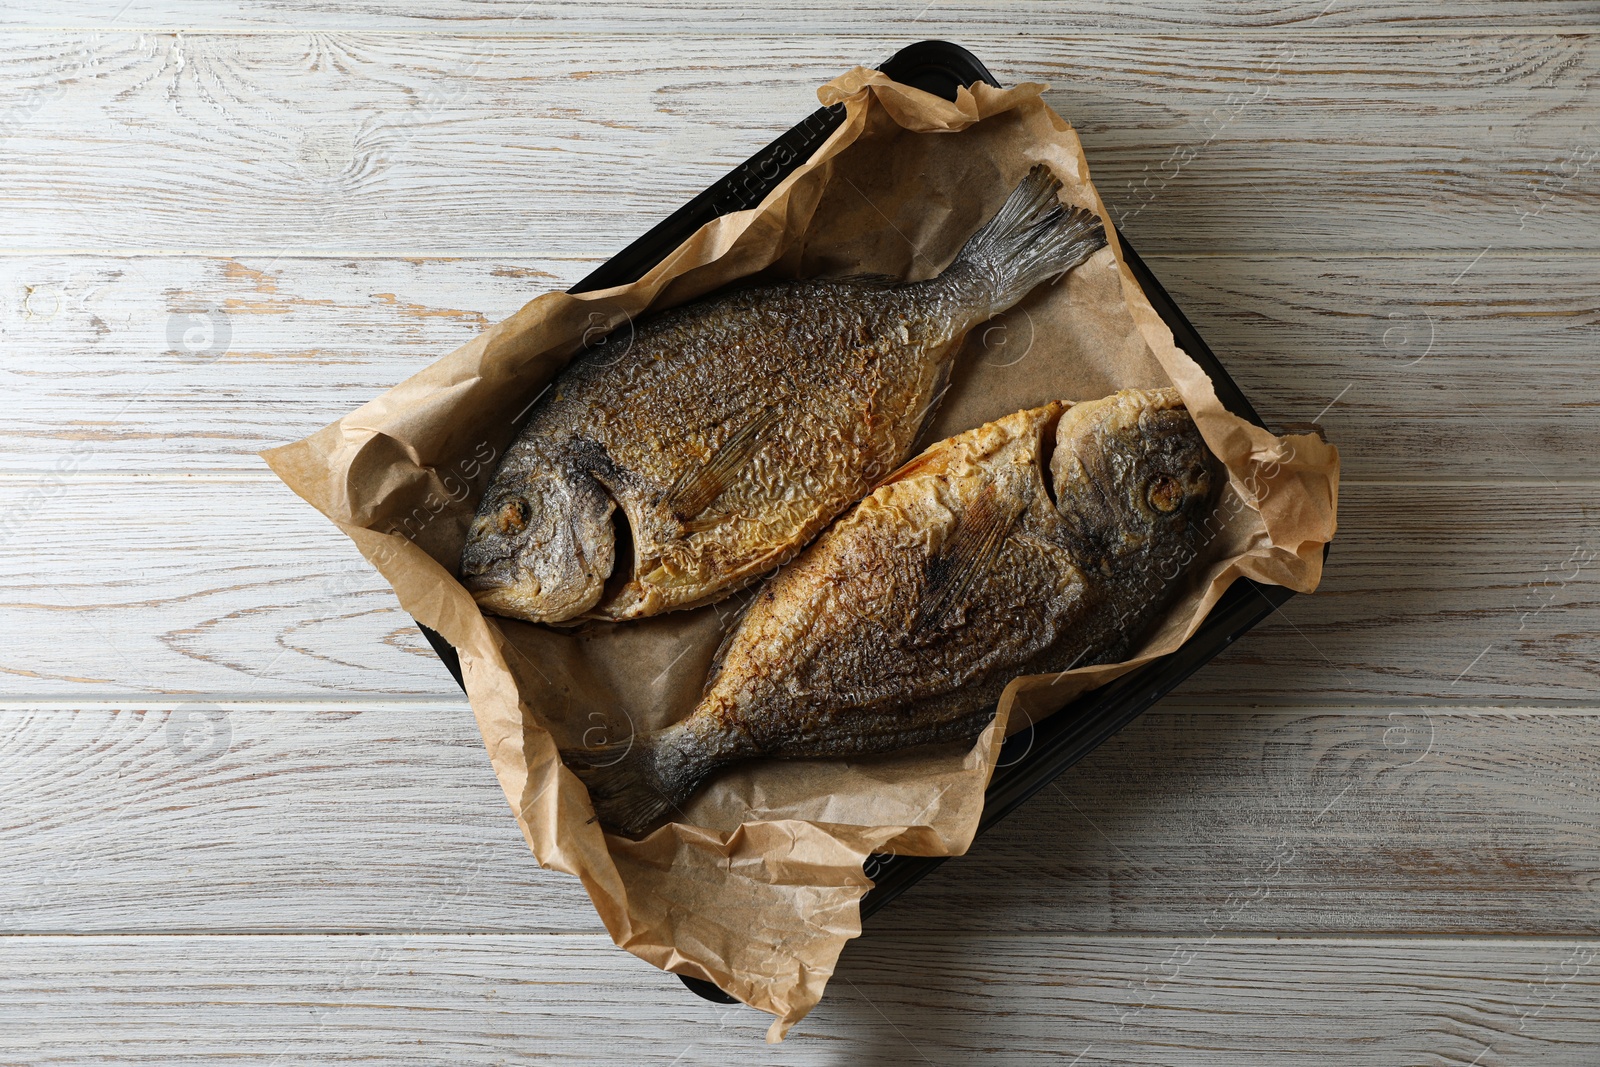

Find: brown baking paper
[262,68,1339,1041]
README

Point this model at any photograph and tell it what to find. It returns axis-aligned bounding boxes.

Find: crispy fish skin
[564,388,1225,836]
[461,165,1107,624]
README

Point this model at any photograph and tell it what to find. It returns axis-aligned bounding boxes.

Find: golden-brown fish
[461,165,1106,624]
[563,388,1224,836]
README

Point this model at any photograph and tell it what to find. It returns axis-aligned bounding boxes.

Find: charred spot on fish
[1146,474,1182,513]
[566,433,623,480]
[497,496,532,534]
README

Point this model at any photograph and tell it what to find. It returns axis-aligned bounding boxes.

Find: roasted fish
[563,388,1224,836]
[461,165,1107,624]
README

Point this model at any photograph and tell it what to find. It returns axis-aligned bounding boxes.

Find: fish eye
[497,496,532,534]
[1146,474,1182,513]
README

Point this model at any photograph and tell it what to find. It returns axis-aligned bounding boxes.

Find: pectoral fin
[909,484,1025,635]
[664,404,781,523]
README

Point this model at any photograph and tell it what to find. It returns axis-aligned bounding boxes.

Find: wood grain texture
[4,11,1596,1062]
[876,706,1600,935]
[3,932,1597,1064]
[0,478,1591,703]
[0,32,1594,256]
[1172,483,1600,706]
[1149,251,1600,482]
[3,704,1598,937]
[2,251,1596,479]
[0,475,447,697]
[5,0,1597,31]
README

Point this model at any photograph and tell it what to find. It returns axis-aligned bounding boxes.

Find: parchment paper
[262,67,1340,1041]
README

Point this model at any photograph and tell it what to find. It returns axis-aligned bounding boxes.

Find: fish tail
[560,726,696,837]
[950,163,1107,315]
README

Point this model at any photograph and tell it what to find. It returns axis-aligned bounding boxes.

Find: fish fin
[951,163,1107,313]
[879,440,956,488]
[663,404,782,522]
[909,484,1025,635]
[879,450,939,487]
[909,358,955,452]
[878,370,957,489]
[834,271,902,289]
[679,513,730,534]
[561,732,679,838]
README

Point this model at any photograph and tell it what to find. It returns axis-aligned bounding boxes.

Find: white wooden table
[3,4,1597,1063]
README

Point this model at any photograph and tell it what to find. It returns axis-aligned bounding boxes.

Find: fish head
[1049,387,1224,569]
[459,462,616,624]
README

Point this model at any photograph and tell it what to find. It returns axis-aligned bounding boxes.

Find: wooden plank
[0,479,1590,703]
[0,254,540,476]
[2,932,1597,1063]
[875,707,1600,934]
[0,700,594,934]
[0,477,450,698]
[2,251,1594,478]
[1172,484,1600,706]
[1147,252,1600,482]
[4,1,1595,32]
[4,704,1599,936]
[0,32,1595,256]
[4,12,1591,1064]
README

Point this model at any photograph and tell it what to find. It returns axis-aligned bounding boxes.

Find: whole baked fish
[564,388,1224,835]
[461,165,1107,624]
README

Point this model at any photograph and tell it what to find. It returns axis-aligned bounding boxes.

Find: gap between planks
[7,248,1600,259]
[3,698,1598,713]
[2,471,1596,487]
[2,930,1598,943]
[2,26,1596,36]
[3,476,1600,492]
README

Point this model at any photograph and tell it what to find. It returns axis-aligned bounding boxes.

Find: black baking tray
[413,40,1308,1006]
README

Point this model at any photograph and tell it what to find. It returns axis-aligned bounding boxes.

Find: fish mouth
[460,557,517,593]
[470,583,518,609]
[468,571,572,625]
